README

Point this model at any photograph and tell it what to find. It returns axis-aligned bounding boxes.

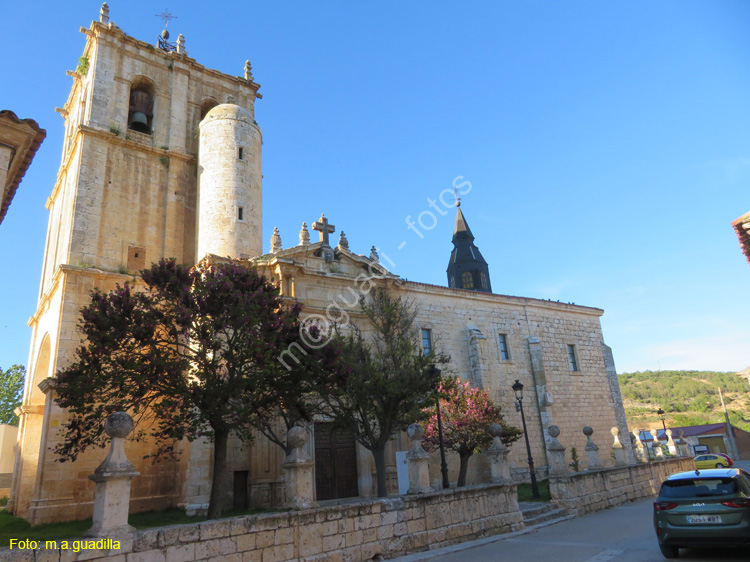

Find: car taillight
[721,499,750,508]
[654,501,678,511]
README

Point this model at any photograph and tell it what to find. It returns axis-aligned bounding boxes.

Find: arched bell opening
[127,77,156,134]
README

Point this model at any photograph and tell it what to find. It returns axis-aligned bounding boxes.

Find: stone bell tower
[11,4,262,523]
[197,95,263,260]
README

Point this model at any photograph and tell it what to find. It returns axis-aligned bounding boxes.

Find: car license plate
[686,515,722,524]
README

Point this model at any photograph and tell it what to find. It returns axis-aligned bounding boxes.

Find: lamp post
[512,380,540,499]
[429,365,450,489]
[657,408,666,431]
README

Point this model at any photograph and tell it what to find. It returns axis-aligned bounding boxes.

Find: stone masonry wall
[0,484,522,562]
[549,457,694,515]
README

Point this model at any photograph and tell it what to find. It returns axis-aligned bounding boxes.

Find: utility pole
[718,387,741,461]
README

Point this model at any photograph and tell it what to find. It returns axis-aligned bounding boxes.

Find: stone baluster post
[650,429,664,460]
[675,430,690,457]
[630,432,647,463]
[484,423,511,482]
[406,423,434,494]
[611,427,626,466]
[583,426,601,470]
[282,426,318,509]
[84,412,139,538]
[666,429,678,456]
[546,425,568,476]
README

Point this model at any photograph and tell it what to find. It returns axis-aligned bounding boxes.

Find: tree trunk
[207,430,229,519]
[372,443,388,497]
[457,452,473,487]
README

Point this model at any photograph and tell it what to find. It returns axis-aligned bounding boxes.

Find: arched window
[200,99,219,121]
[127,77,155,134]
[461,271,474,289]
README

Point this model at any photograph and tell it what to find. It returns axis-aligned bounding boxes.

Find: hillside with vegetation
[618,370,750,433]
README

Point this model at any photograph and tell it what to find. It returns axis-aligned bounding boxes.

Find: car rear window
[661,478,737,498]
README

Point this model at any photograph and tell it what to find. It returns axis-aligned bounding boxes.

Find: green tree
[0,365,25,425]
[422,378,521,486]
[54,258,339,519]
[324,289,448,497]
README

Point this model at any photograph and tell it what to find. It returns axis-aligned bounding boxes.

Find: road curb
[388,514,577,561]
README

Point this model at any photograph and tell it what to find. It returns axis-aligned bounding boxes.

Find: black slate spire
[446,205,492,293]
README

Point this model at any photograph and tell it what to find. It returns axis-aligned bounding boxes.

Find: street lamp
[656,408,666,431]
[429,365,450,489]
[512,380,540,500]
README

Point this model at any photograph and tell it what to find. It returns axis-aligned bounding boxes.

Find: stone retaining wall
[549,458,694,515]
[0,483,522,562]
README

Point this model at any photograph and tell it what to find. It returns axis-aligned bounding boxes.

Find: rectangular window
[567,344,579,372]
[237,205,244,221]
[421,328,432,356]
[238,146,244,160]
[498,334,510,360]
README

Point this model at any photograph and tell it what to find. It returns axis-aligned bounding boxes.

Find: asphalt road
[394,461,750,562]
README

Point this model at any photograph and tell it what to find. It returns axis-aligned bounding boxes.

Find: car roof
[666,468,740,481]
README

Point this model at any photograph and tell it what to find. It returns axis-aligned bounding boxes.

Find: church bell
[128,112,150,133]
[128,90,153,134]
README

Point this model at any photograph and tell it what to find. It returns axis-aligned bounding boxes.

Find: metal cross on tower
[312,214,336,246]
[156,9,177,52]
[156,9,177,28]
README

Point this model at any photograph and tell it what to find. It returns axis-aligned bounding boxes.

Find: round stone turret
[197,102,262,260]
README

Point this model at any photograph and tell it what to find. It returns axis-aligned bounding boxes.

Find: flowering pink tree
[423,378,521,486]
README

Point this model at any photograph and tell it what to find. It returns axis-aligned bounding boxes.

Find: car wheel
[659,543,679,558]
[716,463,724,468]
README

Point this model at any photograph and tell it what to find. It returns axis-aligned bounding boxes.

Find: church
[10,5,633,523]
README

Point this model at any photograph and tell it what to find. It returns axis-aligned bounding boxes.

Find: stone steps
[519,502,572,528]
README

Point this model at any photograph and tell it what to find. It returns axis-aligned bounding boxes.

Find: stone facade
[0,110,46,225]
[11,5,633,524]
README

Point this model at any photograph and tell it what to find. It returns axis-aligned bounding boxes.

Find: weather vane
[156,9,177,52]
[454,185,461,208]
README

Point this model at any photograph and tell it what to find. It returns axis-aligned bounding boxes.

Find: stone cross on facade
[312,214,335,246]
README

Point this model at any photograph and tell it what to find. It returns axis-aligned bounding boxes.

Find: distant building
[640,424,750,460]
[0,110,45,225]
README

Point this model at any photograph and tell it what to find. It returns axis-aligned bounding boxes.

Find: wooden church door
[314,422,359,500]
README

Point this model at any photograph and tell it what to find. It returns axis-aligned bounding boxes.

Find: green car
[654,468,750,558]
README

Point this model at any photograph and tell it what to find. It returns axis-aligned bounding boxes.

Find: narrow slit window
[568,344,579,372]
[421,328,432,356]
[499,334,510,360]
[237,206,244,221]
[238,146,244,160]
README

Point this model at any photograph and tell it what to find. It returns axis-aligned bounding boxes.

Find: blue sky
[1,1,749,374]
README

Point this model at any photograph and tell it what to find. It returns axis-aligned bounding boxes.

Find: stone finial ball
[407,423,424,441]
[287,426,308,449]
[547,425,560,438]
[104,412,134,438]
[488,423,504,438]
[611,427,620,436]
[583,426,593,436]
